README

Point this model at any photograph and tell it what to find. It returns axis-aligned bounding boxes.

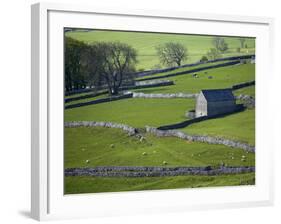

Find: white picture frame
[31,2,274,221]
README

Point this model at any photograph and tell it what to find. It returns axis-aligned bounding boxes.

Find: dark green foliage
[200,55,209,63]
[65,36,138,95]
[65,37,88,91]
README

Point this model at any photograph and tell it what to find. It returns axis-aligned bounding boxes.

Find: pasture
[66,30,255,69]
[65,98,194,128]
[64,127,255,193]
[64,29,255,194]
[65,173,255,194]
[65,127,255,168]
[135,63,255,94]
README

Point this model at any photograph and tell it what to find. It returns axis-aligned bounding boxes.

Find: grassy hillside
[65,30,255,70]
[64,63,255,108]
[234,86,255,97]
[65,98,194,128]
[180,109,255,145]
[135,63,255,94]
[65,173,255,194]
[65,127,255,168]
[64,63,255,146]
[64,127,255,194]
[64,32,256,194]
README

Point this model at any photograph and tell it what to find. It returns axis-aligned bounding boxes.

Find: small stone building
[195,89,236,118]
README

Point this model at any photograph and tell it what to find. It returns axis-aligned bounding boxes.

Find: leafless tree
[206,48,220,60]
[156,42,188,67]
[86,42,137,95]
[212,37,228,53]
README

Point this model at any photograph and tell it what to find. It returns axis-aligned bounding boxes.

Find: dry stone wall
[121,80,174,90]
[64,121,255,152]
[146,126,255,152]
[65,166,255,177]
[132,92,198,99]
[65,121,137,136]
[235,94,255,108]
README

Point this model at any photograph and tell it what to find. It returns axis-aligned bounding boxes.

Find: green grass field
[65,127,255,168]
[65,98,194,128]
[65,63,255,109]
[64,64,255,148]
[136,60,232,80]
[234,86,255,97]
[65,173,255,194]
[64,127,255,194]
[64,30,255,194]
[66,30,255,69]
[135,63,255,94]
[65,93,108,106]
[180,109,255,145]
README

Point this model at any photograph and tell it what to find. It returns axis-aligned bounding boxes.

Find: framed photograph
[31,2,274,221]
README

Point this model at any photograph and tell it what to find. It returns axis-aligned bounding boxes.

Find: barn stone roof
[201,89,235,102]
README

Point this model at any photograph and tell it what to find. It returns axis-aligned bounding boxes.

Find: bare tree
[86,42,137,95]
[206,48,220,60]
[156,42,188,67]
[212,37,228,53]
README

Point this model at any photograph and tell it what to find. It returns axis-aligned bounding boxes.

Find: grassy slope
[64,33,255,193]
[65,63,255,107]
[65,127,255,168]
[136,61,230,80]
[65,173,255,194]
[180,109,255,145]
[66,30,255,69]
[65,98,194,128]
[64,127,255,194]
[65,93,108,106]
[234,85,255,97]
[135,63,255,94]
[64,64,255,145]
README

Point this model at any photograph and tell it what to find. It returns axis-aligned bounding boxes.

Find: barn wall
[195,93,207,117]
[207,100,236,117]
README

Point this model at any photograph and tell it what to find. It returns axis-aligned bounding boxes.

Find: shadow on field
[158,105,245,130]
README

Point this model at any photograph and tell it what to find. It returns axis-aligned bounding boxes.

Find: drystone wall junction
[64,121,255,153]
[235,94,255,108]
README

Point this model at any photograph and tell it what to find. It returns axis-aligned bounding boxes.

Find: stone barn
[195,89,237,118]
